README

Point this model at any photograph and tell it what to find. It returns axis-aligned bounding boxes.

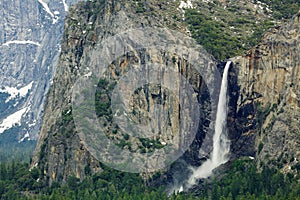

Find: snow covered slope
[0,0,81,142]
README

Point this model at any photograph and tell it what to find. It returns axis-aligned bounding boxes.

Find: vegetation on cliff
[2,0,300,199]
[259,0,300,19]
[183,0,300,60]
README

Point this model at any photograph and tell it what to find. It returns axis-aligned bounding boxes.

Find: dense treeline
[0,91,35,163]
[198,159,300,199]
[0,128,36,163]
[0,159,300,199]
[0,162,170,200]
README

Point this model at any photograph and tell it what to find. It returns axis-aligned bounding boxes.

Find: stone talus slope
[230,11,300,172]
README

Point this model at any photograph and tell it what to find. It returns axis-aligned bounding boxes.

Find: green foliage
[67,175,80,190]
[124,133,130,140]
[184,2,281,61]
[133,0,146,13]
[0,128,36,163]
[259,0,300,19]
[139,138,165,153]
[95,78,113,120]
[172,56,177,64]
[0,162,44,199]
[185,9,244,60]
[291,163,300,171]
[1,159,300,199]
[0,88,35,163]
[186,159,300,200]
[115,139,132,149]
[61,108,72,123]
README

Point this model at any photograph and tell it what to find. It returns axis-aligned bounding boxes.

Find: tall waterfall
[176,61,232,192]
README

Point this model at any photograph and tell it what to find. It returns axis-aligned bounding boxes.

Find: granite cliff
[32,0,207,184]
[229,11,300,172]
[32,0,300,185]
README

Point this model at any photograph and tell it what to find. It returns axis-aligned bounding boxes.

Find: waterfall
[187,60,231,188]
[173,61,231,193]
[211,60,231,165]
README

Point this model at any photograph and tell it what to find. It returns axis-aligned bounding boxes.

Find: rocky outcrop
[230,11,300,172]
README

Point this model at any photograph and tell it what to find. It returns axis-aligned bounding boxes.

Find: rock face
[33,0,300,185]
[229,11,300,172]
[0,0,80,141]
[32,0,223,184]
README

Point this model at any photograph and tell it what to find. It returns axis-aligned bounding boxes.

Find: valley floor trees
[0,159,300,199]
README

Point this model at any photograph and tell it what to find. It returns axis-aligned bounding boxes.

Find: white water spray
[175,61,232,192]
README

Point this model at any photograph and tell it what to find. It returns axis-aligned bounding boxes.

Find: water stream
[174,61,232,193]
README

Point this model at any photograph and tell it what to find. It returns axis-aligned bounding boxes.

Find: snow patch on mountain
[37,0,59,24]
[38,0,55,18]
[1,40,41,47]
[0,107,29,134]
[19,132,30,143]
[0,0,83,140]
[202,0,213,3]
[178,0,194,19]
[62,0,69,12]
[179,1,193,10]
[0,82,34,103]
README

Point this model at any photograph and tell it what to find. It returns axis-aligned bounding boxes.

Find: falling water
[211,61,231,165]
[173,61,232,193]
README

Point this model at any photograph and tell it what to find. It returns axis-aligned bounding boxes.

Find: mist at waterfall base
[170,61,231,194]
